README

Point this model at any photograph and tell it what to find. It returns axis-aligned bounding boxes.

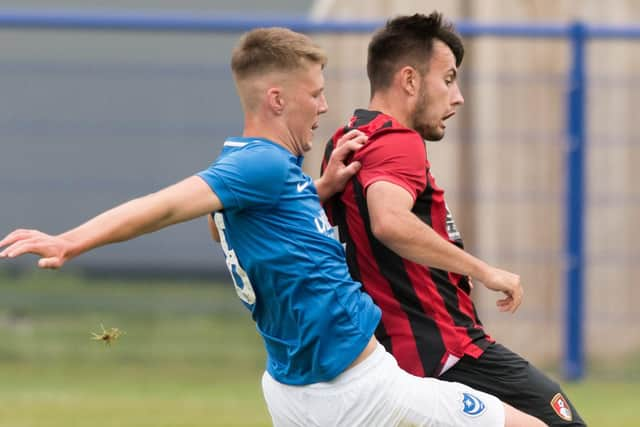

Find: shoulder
[221,143,290,184]
[356,128,426,162]
[377,127,424,147]
[199,141,292,210]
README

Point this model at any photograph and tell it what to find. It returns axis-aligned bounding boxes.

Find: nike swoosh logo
[297,181,310,192]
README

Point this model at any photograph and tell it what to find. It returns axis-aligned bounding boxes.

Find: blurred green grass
[0,270,637,426]
[0,270,269,427]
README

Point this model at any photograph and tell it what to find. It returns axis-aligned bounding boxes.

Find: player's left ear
[399,66,419,96]
[267,87,285,115]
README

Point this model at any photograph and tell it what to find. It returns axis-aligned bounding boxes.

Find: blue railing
[2,9,640,381]
[2,10,639,37]
[0,10,381,33]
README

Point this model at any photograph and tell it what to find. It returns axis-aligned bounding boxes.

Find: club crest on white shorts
[461,392,487,417]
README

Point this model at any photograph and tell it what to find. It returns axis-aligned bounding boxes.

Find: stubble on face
[408,40,461,142]
[411,84,445,141]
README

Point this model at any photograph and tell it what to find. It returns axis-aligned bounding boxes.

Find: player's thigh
[442,344,584,426]
[261,366,392,427]
[261,371,307,427]
[394,373,505,427]
[511,361,585,426]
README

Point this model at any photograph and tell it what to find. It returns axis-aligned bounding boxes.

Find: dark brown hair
[367,12,464,94]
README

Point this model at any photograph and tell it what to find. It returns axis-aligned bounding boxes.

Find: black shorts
[439,343,586,426]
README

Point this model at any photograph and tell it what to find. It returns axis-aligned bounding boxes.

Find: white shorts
[261,344,504,427]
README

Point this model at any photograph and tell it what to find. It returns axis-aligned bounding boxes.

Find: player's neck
[242,116,299,156]
[369,93,411,130]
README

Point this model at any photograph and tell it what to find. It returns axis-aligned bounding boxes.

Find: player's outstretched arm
[0,176,223,269]
[315,130,367,203]
[367,180,523,313]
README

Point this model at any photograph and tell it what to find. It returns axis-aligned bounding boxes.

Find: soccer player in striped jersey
[323,12,585,427]
[2,26,545,427]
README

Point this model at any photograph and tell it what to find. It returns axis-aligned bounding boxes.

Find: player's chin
[419,127,445,142]
[434,125,448,139]
[305,131,315,149]
[304,142,313,153]
[301,138,313,153]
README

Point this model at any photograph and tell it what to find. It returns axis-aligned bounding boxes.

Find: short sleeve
[357,131,427,201]
[197,146,289,210]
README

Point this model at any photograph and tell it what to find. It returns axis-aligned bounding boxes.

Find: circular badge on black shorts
[550,392,573,421]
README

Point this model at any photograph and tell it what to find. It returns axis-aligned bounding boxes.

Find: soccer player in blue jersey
[1,27,545,426]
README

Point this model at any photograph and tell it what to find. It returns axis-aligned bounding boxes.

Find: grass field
[0,270,637,426]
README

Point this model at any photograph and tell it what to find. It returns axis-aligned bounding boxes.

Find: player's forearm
[373,210,491,280]
[58,193,177,259]
[59,176,222,259]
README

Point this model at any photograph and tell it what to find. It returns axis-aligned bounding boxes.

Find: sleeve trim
[196,170,240,210]
[362,175,418,202]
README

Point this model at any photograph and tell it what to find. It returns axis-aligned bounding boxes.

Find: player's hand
[0,229,71,269]
[480,267,523,313]
[321,130,368,194]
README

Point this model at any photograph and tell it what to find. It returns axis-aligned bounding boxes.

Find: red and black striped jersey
[322,109,493,377]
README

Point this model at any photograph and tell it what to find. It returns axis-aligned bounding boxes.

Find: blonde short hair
[231,27,327,79]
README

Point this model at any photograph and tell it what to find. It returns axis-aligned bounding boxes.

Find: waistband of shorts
[305,343,388,389]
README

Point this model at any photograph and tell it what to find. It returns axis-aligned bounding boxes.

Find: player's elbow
[370,213,398,245]
[370,207,417,251]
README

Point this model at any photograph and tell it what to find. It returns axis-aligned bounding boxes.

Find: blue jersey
[197,137,381,385]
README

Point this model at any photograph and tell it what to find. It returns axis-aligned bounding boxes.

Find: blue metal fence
[2,9,639,381]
